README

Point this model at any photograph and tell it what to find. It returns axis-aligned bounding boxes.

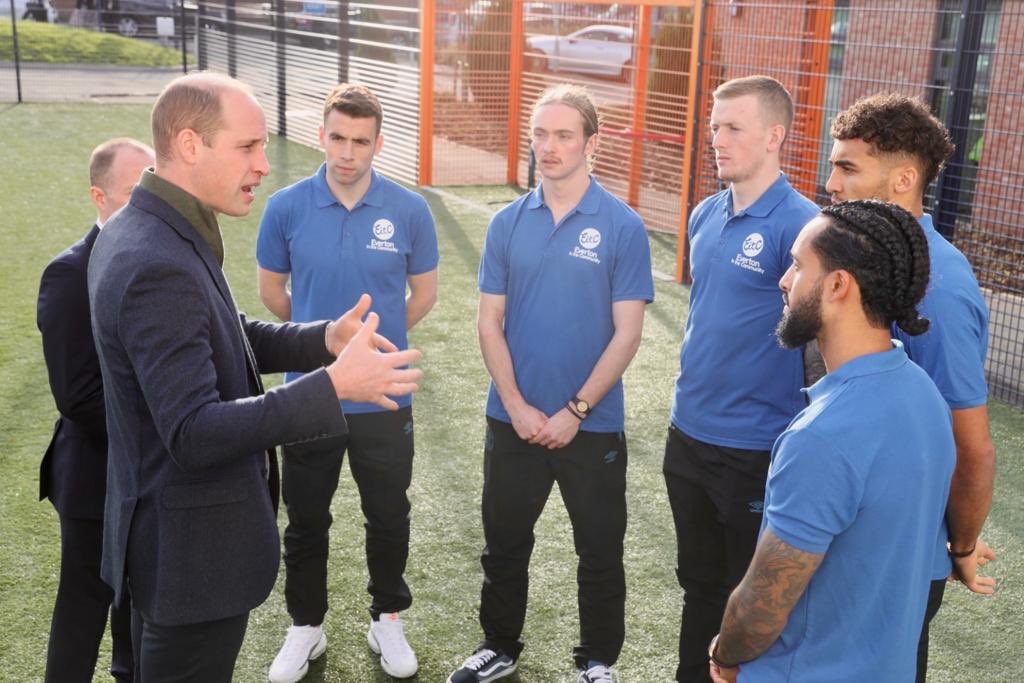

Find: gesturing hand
[326,293,398,356]
[326,312,422,410]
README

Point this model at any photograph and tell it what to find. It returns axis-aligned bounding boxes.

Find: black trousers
[663,426,770,683]
[478,418,627,669]
[916,578,947,682]
[130,609,248,682]
[45,515,133,683]
[282,407,414,625]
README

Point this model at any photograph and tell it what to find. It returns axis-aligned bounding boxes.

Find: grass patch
[0,102,1021,681]
[0,19,184,66]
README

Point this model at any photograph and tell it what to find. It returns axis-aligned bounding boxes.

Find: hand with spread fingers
[326,312,422,410]
[325,293,398,356]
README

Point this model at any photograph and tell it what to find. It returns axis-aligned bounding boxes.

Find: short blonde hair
[713,75,794,132]
[151,72,252,162]
[89,137,154,189]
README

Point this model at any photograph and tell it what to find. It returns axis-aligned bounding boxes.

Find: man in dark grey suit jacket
[38,137,153,683]
[88,72,422,681]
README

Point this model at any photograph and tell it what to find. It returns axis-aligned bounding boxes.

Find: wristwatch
[571,396,591,417]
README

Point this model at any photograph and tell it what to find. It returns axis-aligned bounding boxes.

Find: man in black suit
[87,72,423,681]
[38,137,154,682]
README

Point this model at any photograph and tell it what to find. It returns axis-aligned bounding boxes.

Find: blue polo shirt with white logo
[740,343,954,682]
[670,174,819,450]
[895,214,989,409]
[257,165,439,413]
[478,178,654,433]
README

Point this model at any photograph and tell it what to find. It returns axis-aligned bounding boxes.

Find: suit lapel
[130,187,265,394]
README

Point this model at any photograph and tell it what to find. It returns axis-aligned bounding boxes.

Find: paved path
[0,63,183,103]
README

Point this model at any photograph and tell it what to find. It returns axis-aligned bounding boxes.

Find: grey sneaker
[447,647,518,683]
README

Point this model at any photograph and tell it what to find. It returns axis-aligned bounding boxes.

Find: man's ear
[825,269,854,303]
[767,124,786,153]
[175,128,200,165]
[891,162,921,198]
[374,132,385,155]
[89,186,105,213]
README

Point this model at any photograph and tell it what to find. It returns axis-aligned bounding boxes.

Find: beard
[776,281,824,349]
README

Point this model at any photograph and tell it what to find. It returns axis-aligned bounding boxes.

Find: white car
[526,24,634,80]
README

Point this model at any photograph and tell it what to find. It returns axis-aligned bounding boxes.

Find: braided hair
[815,200,931,336]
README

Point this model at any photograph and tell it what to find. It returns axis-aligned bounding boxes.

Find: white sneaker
[367,612,419,678]
[577,663,618,683]
[268,625,327,683]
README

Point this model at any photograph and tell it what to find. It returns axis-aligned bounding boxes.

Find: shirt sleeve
[765,428,864,554]
[256,194,291,274]
[477,212,508,295]
[776,197,819,275]
[907,284,989,409]
[406,195,440,276]
[611,216,654,303]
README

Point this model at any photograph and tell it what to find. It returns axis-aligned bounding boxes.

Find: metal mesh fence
[429,0,511,185]
[1,3,189,102]
[195,0,421,184]
[694,0,1023,405]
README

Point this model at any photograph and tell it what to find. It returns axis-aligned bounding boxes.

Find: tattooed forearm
[716,529,824,665]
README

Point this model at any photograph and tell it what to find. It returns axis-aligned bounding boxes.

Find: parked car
[526,24,634,80]
[0,0,58,22]
[100,0,178,38]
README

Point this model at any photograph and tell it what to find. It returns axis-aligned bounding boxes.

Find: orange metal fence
[193,0,1024,405]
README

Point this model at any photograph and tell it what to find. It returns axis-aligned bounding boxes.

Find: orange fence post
[792,0,833,199]
[507,0,525,185]
[418,0,436,187]
[627,5,653,209]
[676,0,706,283]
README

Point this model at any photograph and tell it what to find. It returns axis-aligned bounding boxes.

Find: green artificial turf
[0,19,184,66]
[0,102,1020,681]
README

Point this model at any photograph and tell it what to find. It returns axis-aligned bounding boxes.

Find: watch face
[576,400,590,413]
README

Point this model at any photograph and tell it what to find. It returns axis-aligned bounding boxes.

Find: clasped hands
[508,399,581,449]
[325,293,422,410]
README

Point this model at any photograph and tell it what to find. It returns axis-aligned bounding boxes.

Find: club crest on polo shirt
[368,218,398,253]
[570,227,601,264]
[731,231,765,274]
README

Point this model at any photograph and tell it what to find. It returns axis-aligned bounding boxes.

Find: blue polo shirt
[740,343,955,682]
[670,174,819,450]
[478,178,654,433]
[896,214,988,580]
[895,214,989,409]
[256,165,439,413]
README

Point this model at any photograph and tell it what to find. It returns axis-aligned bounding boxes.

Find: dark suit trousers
[131,610,248,682]
[45,516,133,683]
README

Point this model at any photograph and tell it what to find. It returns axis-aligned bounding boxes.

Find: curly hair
[830,93,954,189]
[815,200,931,336]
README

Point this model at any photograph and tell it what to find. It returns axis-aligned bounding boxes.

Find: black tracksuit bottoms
[478,417,628,669]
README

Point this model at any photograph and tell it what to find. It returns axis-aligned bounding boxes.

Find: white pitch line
[421,186,498,216]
